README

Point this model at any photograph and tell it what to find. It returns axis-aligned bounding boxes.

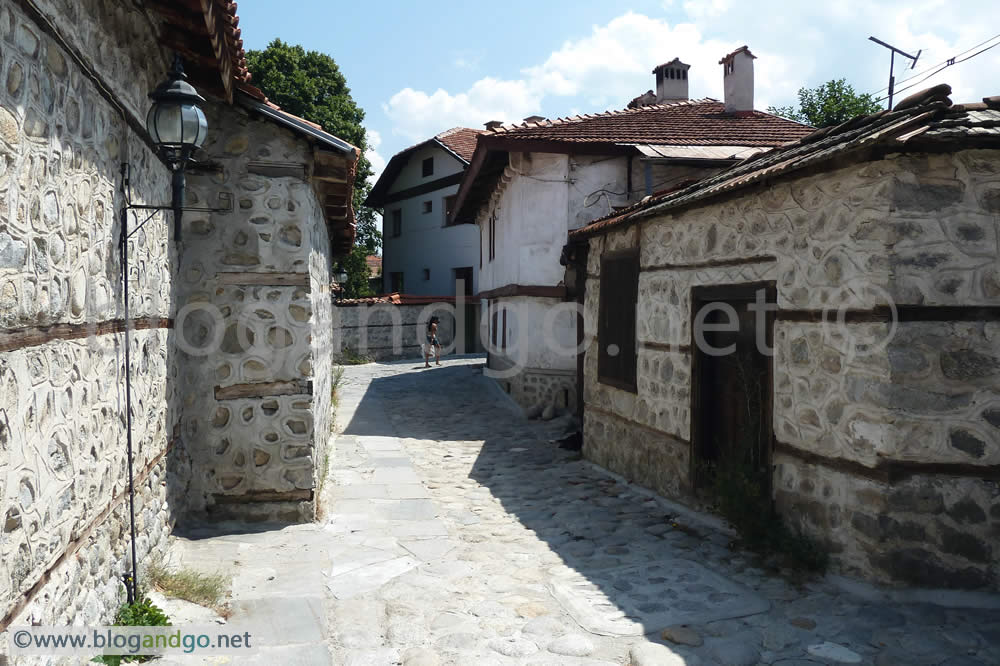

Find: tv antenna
[869,36,921,109]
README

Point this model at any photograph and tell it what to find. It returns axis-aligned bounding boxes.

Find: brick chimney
[720,46,756,113]
[652,58,690,102]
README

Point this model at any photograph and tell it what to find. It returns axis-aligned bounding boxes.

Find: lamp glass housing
[146,55,207,166]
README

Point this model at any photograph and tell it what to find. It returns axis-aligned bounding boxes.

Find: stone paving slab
[549,561,770,636]
[154,358,1000,665]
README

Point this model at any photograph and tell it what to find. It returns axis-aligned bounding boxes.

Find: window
[422,157,434,177]
[422,200,433,214]
[390,272,404,293]
[502,307,507,350]
[423,268,430,280]
[444,194,458,226]
[391,210,402,237]
[491,302,498,347]
[488,210,497,261]
[598,250,639,392]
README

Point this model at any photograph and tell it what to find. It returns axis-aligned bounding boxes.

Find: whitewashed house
[366,127,482,299]
[451,47,812,412]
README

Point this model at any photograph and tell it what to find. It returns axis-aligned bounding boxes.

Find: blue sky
[235,1,1000,184]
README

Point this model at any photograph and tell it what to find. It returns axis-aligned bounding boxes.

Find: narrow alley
[218,357,999,665]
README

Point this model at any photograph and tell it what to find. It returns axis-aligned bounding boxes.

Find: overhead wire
[872,33,1000,103]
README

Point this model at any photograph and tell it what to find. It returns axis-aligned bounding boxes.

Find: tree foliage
[767,78,883,128]
[246,39,381,297]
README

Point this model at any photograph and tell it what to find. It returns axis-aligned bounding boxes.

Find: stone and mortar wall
[583,149,1000,588]
[179,102,333,522]
[1,0,181,633]
[335,303,456,361]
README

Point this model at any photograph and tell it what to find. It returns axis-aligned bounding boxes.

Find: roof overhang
[147,0,249,103]
[365,137,470,208]
[450,135,636,223]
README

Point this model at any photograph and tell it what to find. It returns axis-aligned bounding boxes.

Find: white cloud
[384,78,541,141]
[452,52,483,71]
[381,4,1000,145]
[365,128,386,186]
[682,0,731,20]
[383,13,751,141]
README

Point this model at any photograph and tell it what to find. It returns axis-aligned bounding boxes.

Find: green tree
[767,78,882,128]
[246,39,380,297]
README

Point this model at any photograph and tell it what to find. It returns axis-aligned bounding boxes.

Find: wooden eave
[147,0,248,103]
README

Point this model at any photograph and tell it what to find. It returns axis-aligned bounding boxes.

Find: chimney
[523,115,546,124]
[485,120,504,130]
[720,46,756,113]
[652,59,690,102]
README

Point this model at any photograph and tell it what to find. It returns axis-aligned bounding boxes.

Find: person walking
[424,316,441,367]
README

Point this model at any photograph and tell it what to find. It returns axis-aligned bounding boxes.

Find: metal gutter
[237,92,357,155]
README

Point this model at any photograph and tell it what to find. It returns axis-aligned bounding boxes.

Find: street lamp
[118,55,220,607]
[333,263,348,301]
[145,55,208,244]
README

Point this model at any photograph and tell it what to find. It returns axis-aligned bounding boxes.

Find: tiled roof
[335,293,457,307]
[365,127,483,208]
[570,85,1000,240]
[366,255,382,275]
[148,0,248,102]
[436,127,482,162]
[485,99,812,148]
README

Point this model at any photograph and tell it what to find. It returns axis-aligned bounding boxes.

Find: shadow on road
[337,360,772,639]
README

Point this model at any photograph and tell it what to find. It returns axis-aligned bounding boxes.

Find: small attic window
[422,157,434,177]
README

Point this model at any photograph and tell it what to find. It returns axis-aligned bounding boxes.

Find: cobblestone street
[319,358,1000,665]
[158,357,1000,665]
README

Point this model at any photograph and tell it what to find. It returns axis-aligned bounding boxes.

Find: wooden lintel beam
[215,272,310,286]
[214,379,313,400]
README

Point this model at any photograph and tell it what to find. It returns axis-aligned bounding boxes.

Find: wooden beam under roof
[199,0,234,101]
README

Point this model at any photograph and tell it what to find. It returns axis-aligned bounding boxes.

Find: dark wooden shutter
[502,307,507,350]
[598,251,639,391]
[491,302,498,347]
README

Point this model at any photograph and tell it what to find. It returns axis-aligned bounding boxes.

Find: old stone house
[451,47,812,414]
[0,0,357,632]
[566,84,1000,589]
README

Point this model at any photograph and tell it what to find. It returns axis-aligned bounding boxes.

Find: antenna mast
[869,36,921,109]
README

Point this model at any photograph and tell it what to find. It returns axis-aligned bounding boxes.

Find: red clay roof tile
[486,99,810,148]
[435,127,482,162]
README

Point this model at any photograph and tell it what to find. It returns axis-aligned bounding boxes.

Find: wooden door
[691,283,775,495]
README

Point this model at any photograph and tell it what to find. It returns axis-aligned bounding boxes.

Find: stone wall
[582,149,1000,588]
[335,302,456,361]
[1,0,181,631]
[179,101,336,522]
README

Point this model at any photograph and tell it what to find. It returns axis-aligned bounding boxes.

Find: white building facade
[366,128,482,299]
[452,47,813,414]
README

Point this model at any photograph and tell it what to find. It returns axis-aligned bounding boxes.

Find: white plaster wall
[382,144,478,296]
[567,155,630,230]
[478,152,570,293]
[485,295,576,371]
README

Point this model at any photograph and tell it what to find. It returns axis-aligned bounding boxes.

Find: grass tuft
[147,560,229,614]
